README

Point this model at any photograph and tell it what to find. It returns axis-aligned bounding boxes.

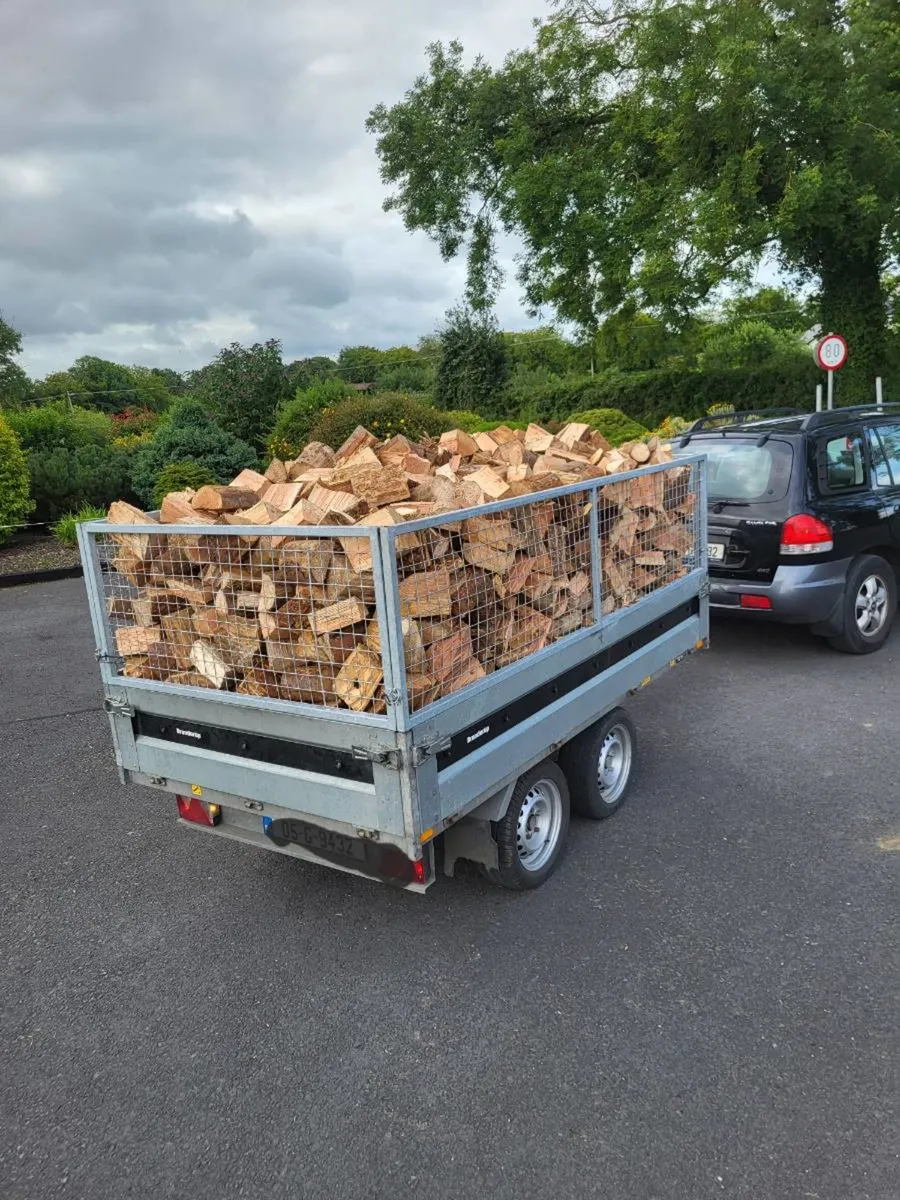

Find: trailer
[78,455,708,892]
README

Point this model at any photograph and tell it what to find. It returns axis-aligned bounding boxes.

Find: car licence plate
[707,542,725,561]
[263,817,366,862]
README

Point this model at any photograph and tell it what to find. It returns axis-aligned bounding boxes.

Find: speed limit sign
[815,333,848,371]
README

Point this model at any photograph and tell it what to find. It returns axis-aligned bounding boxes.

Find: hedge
[498,360,822,427]
[29,444,134,523]
[8,403,114,455]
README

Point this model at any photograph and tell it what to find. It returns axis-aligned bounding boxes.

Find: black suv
[672,405,900,653]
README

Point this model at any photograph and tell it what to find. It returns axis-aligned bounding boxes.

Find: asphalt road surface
[1,579,897,1200]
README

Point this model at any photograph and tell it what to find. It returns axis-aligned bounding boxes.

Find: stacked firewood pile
[101,421,695,713]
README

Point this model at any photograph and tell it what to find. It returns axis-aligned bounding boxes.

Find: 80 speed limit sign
[815,333,848,371]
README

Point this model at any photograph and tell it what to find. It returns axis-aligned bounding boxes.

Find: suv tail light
[780,514,833,555]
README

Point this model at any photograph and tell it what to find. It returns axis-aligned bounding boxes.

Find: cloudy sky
[0,0,541,377]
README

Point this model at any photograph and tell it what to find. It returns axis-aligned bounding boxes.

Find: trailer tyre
[482,761,570,890]
[559,708,636,820]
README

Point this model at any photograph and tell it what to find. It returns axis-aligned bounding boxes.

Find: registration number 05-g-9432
[707,543,725,561]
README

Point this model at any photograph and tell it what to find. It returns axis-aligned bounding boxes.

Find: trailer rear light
[176,795,221,827]
[740,594,772,610]
[780,514,833,554]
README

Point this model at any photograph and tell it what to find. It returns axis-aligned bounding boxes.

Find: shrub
[152,461,217,508]
[112,406,160,436]
[652,415,692,440]
[309,393,448,449]
[268,379,357,460]
[130,399,258,508]
[570,408,649,446]
[29,444,133,523]
[0,415,34,545]
[8,403,114,455]
[436,409,487,432]
[112,431,154,454]
[51,505,107,547]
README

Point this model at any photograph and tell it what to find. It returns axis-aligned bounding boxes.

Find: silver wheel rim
[855,574,889,637]
[597,724,633,806]
[516,780,564,872]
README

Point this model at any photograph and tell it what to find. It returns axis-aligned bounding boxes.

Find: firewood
[462,542,516,575]
[465,466,510,500]
[402,452,433,475]
[628,469,666,511]
[568,571,592,600]
[115,625,162,657]
[266,630,333,676]
[398,568,452,618]
[439,429,479,458]
[230,469,270,497]
[346,463,410,507]
[507,464,531,483]
[168,670,217,689]
[411,475,457,508]
[308,597,368,633]
[159,491,199,523]
[131,587,185,627]
[463,514,524,552]
[165,577,214,607]
[610,510,641,556]
[334,647,383,712]
[629,442,651,464]
[108,501,158,561]
[472,432,499,455]
[557,422,591,449]
[635,551,667,568]
[366,618,426,673]
[268,500,327,548]
[377,435,414,466]
[106,596,133,621]
[427,626,474,682]
[191,485,259,513]
[279,667,337,705]
[265,458,288,484]
[307,484,361,520]
[279,540,333,585]
[262,482,304,514]
[495,441,524,468]
[335,425,378,462]
[631,566,661,590]
[236,668,271,697]
[653,526,693,554]
[407,673,440,711]
[524,423,554,453]
[189,640,234,688]
[297,441,336,469]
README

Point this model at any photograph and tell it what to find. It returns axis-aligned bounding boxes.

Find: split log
[334,647,383,712]
[308,597,368,633]
[115,625,162,657]
[231,469,270,497]
[159,491,200,524]
[191,486,260,514]
[398,568,452,618]
[265,458,288,484]
[108,501,158,561]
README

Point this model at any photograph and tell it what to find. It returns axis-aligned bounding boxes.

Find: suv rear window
[673,439,793,502]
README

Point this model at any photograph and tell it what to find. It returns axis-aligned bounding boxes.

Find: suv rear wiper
[711,500,751,513]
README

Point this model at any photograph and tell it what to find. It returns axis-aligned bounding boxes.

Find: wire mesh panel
[391,488,596,711]
[596,461,697,613]
[388,459,700,714]
[94,526,388,714]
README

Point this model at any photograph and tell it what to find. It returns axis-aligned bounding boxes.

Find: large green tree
[188,339,285,450]
[368,1,900,398]
[434,305,509,413]
[0,313,31,410]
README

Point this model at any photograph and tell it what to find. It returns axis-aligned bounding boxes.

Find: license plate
[263,817,366,862]
[707,542,726,561]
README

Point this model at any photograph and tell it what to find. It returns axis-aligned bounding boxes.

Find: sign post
[814,333,848,410]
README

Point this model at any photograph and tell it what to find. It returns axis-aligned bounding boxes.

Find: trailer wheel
[559,708,636,821]
[482,761,570,890]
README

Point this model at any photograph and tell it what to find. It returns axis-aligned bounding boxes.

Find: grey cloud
[0,0,538,376]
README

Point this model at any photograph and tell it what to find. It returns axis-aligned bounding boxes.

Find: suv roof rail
[688,408,804,432]
[799,403,900,430]
[679,407,806,447]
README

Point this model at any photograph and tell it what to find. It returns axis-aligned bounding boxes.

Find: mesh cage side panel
[96,529,387,714]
